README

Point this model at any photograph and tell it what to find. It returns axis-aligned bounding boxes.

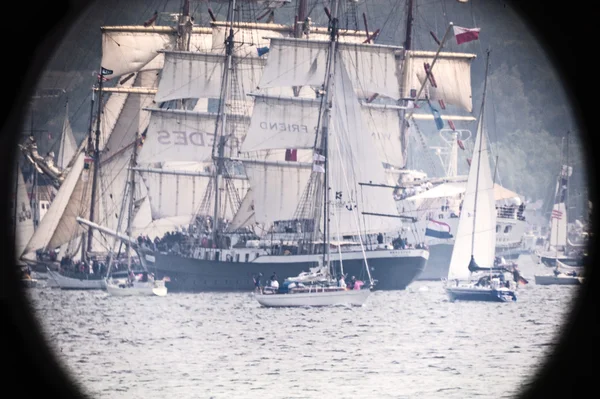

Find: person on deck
[253,273,263,293]
[338,274,347,289]
[348,276,356,290]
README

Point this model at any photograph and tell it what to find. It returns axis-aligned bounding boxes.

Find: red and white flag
[551,209,563,220]
[453,26,480,45]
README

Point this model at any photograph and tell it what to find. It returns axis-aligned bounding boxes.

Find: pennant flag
[335,191,342,200]
[84,156,93,170]
[424,63,437,87]
[257,46,270,56]
[551,209,563,220]
[427,100,444,130]
[100,67,114,76]
[466,158,472,166]
[425,220,453,239]
[453,26,480,45]
[457,138,465,150]
[313,153,326,162]
[448,120,456,131]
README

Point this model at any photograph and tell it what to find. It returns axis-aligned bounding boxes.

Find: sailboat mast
[319,0,341,273]
[81,88,95,262]
[470,50,490,258]
[86,74,105,261]
[125,133,139,271]
[211,0,236,247]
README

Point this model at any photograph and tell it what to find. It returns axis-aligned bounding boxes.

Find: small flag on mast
[551,209,563,220]
[452,26,481,45]
[257,46,270,56]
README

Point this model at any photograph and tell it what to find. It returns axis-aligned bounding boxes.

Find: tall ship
[70,0,431,292]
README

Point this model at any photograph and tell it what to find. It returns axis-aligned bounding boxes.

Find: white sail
[338,42,402,100]
[98,74,136,150]
[100,26,212,79]
[327,58,401,237]
[210,25,284,57]
[257,38,330,89]
[549,202,567,248]
[137,108,250,163]
[241,95,321,152]
[22,152,92,255]
[243,159,312,229]
[13,166,35,258]
[155,51,265,103]
[360,104,404,168]
[138,165,212,220]
[402,50,476,112]
[228,188,256,231]
[56,103,77,170]
[447,116,496,281]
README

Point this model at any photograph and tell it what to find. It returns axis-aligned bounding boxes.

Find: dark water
[26,256,579,398]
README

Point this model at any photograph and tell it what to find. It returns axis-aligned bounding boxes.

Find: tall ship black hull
[139,248,428,292]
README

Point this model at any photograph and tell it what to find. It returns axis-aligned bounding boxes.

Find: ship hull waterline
[140,249,428,292]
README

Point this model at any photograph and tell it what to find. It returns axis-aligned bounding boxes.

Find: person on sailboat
[253,273,263,293]
[338,274,347,289]
[348,276,356,290]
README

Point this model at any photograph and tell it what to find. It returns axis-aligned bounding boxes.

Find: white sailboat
[534,133,586,269]
[253,0,380,308]
[444,51,520,303]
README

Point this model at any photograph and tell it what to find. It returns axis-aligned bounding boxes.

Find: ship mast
[85,65,106,262]
[211,0,236,248]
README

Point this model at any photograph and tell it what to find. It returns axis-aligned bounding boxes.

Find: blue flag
[427,100,444,130]
[257,46,270,56]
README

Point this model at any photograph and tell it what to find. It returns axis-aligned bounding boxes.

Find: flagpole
[404,22,454,123]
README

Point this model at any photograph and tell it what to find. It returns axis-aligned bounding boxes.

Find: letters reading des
[157,131,215,147]
[259,122,316,133]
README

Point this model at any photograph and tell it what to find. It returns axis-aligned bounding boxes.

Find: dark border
[0,1,596,398]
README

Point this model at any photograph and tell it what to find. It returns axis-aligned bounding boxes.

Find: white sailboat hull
[534,274,583,285]
[46,269,106,290]
[445,285,517,302]
[254,288,370,307]
[105,280,168,297]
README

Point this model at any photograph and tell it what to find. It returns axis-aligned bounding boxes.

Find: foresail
[228,188,256,231]
[402,50,476,112]
[241,95,321,152]
[447,117,496,280]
